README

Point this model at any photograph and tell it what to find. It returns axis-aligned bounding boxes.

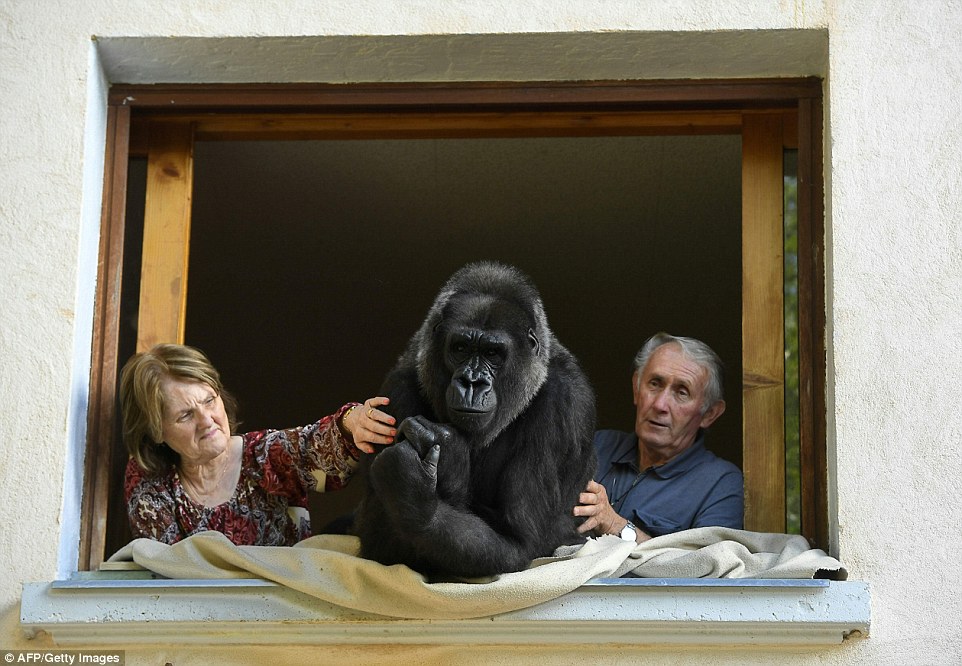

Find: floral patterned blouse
[124,403,361,546]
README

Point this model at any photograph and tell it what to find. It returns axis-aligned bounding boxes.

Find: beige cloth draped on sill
[108,526,846,620]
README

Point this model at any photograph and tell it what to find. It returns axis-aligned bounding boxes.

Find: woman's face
[159,377,232,465]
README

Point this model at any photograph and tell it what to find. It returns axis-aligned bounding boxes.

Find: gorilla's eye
[479,342,507,366]
[483,348,502,360]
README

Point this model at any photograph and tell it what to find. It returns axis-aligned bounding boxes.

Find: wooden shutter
[138,120,195,350]
[741,113,787,533]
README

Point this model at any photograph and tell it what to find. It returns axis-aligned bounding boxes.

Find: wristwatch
[619,521,638,542]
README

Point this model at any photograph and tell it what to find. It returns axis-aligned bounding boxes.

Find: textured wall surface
[1,0,960,663]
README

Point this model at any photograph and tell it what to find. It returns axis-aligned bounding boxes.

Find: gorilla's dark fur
[353,261,597,578]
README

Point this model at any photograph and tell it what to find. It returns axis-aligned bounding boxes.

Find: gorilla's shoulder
[538,341,595,409]
[546,340,590,380]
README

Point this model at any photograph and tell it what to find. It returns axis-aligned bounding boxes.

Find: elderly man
[575,332,743,543]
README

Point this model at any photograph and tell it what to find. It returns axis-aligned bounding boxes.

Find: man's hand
[573,480,650,542]
[573,479,626,535]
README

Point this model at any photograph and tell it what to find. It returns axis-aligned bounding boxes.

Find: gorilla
[353,261,597,578]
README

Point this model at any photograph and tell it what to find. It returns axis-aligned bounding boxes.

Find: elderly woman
[121,343,396,546]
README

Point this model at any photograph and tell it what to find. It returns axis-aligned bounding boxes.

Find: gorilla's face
[443,326,509,431]
[424,286,547,444]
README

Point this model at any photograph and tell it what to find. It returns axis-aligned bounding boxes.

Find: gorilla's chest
[465,440,515,507]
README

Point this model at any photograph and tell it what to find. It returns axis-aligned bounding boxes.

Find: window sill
[22,573,869,647]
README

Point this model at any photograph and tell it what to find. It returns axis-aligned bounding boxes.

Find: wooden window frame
[81,79,826,570]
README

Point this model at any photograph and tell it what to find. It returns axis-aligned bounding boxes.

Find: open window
[81,80,826,569]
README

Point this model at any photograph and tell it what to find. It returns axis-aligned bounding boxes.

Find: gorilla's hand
[369,419,445,525]
[399,415,472,505]
[396,415,454,459]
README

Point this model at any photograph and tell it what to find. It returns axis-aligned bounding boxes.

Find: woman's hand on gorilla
[342,396,398,453]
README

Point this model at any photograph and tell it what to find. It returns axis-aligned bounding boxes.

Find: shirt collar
[613,431,709,479]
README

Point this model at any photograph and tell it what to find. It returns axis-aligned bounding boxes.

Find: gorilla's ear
[527,328,541,356]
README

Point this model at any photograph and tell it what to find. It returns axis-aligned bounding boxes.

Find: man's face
[632,343,725,463]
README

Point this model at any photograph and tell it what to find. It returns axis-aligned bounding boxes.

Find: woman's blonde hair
[120,343,239,474]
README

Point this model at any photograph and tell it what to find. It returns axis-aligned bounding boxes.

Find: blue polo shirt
[594,429,744,538]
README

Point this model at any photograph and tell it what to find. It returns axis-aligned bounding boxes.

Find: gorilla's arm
[500,352,597,548]
[366,427,538,577]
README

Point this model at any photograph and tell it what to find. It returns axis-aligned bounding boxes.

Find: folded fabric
[108,526,846,620]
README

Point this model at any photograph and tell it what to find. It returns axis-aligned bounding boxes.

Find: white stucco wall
[1,1,960,663]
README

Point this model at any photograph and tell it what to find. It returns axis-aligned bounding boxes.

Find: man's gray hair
[633,332,725,412]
